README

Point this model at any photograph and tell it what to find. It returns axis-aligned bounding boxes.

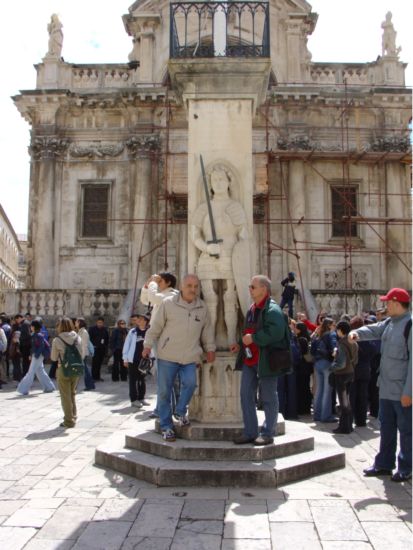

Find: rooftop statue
[46,14,63,58]
[381,12,401,57]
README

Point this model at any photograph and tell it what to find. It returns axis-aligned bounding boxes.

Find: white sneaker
[131,400,143,408]
[140,400,150,406]
[174,414,190,427]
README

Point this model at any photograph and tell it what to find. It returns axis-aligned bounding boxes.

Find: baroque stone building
[8,0,412,320]
[0,204,20,290]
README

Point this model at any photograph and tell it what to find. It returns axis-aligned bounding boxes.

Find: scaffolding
[109,79,412,316]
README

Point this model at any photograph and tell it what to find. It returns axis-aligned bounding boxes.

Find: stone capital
[126,134,161,159]
[123,13,161,40]
[29,136,70,160]
[168,58,271,114]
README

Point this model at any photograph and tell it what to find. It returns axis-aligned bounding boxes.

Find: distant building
[17,235,28,289]
[0,204,19,290]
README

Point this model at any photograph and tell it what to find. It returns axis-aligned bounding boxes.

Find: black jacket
[88,326,109,349]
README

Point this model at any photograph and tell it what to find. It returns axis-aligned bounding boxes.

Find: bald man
[143,274,215,442]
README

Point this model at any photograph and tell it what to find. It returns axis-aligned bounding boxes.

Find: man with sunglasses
[230,275,288,446]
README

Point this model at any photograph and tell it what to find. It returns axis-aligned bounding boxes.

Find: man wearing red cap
[349,288,412,482]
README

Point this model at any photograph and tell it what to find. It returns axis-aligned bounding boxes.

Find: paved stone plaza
[0,375,411,550]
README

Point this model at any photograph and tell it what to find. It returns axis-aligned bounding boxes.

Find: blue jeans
[17,355,56,395]
[83,358,95,390]
[157,360,197,431]
[240,364,279,438]
[314,359,334,422]
[375,399,412,475]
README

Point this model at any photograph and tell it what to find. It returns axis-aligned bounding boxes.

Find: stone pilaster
[28,136,70,289]
[123,14,161,83]
[385,162,411,288]
[288,160,309,302]
[126,135,160,289]
[286,21,302,82]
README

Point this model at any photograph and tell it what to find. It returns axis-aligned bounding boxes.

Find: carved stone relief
[324,269,368,290]
[368,135,410,152]
[70,142,125,158]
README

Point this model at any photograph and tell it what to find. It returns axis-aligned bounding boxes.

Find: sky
[0,0,411,236]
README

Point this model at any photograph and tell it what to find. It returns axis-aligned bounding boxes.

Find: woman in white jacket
[140,272,179,321]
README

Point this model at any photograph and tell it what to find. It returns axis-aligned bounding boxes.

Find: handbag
[137,356,153,376]
[267,347,293,376]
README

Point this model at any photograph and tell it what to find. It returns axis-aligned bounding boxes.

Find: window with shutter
[331,185,358,238]
[80,183,110,239]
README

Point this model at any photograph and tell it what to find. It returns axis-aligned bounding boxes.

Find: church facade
[8,0,411,320]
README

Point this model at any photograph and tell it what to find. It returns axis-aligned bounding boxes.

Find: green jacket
[236,297,289,377]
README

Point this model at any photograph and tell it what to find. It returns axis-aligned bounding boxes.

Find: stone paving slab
[269,521,322,549]
[0,378,411,549]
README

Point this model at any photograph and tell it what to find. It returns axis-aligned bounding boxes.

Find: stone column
[288,160,309,296]
[28,136,69,289]
[168,58,271,423]
[126,135,160,291]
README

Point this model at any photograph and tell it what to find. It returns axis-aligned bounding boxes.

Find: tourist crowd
[0,274,410,481]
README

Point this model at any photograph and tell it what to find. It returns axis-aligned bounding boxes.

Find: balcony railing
[170,1,270,59]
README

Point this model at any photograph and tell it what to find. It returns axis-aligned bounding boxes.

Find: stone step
[125,430,314,461]
[95,423,345,487]
[154,416,286,440]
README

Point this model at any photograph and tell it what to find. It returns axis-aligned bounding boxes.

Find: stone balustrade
[310,64,372,86]
[0,288,389,327]
[0,289,129,326]
[71,66,132,90]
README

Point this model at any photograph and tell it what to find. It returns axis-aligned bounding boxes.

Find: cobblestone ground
[0,372,411,550]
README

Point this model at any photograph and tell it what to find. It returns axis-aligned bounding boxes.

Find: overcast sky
[0,0,411,235]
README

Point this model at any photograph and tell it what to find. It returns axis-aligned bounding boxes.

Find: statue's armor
[193,199,246,280]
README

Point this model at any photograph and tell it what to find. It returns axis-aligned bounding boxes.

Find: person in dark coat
[294,321,313,415]
[110,320,129,381]
[279,272,296,318]
[349,316,379,426]
[277,320,299,420]
[365,315,382,418]
[88,317,109,381]
[329,320,358,434]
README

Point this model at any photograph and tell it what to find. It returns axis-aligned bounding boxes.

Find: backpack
[58,337,84,377]
[0,330,6,353]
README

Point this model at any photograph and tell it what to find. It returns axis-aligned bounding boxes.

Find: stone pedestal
[189,353,241,423]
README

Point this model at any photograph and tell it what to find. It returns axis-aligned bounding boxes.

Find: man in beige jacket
[143,274,215,441]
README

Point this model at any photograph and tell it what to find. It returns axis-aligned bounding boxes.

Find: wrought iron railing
[170,1,270,58]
